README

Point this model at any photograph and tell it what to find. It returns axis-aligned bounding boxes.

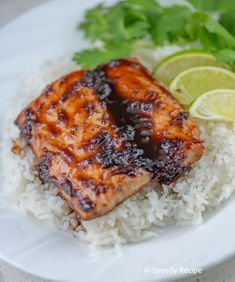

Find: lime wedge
[170,66,235,106]
[190,89,235,121]
[154,51,227,86]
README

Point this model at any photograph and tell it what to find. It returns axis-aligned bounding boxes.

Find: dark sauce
[63,178,76,198]
[173,111,189,124]
[76,194,95,212]
[81,62,189,184]
[15,108,35,143]
[16,60,192,197]
[36,151,53,183]
[82,65,158,157]
[82,68,153,175]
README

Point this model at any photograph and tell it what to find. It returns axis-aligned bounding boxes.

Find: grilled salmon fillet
[102,60,203,183]
[15,59,204,220]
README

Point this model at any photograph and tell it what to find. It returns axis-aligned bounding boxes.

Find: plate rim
[1,1,235,282]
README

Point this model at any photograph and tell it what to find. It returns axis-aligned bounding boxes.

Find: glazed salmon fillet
[15,59,204,220]
[103,60,204,184]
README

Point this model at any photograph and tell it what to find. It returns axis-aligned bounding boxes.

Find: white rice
[1,50,235,248]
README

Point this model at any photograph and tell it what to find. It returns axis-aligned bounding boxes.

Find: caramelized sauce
[81,63,190,184]
[14,60,204,218]
[11,140,23,155]
[15,60,202,194]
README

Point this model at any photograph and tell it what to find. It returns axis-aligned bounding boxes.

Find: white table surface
[1,1,235,281]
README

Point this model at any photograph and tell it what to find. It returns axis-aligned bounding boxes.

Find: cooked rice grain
[1,54,235,248]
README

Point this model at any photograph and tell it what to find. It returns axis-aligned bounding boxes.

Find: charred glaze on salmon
[15,59,204,220]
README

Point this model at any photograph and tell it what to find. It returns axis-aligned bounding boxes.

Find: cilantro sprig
[73,0,235,70]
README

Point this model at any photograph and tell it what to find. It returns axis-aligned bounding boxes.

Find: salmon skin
[15,59,204,220]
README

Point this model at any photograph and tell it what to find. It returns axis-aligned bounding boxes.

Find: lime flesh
[190,89,235,121]
[170,66,235,106]
[154,51,228,86]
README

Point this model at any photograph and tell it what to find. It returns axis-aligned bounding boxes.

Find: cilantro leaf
[79,1,156,43]
[79,4,107,42]
[73,41,132,69]
[126,0,161,38]
[75,0,235,73]
[220,11,235,37]
[105,2,130,41]
[151,6,192,45]
[186,0,235,39]
[186,12,235,50]
[186,0,220,12]
[123,8,151,39]
[216,49,235,71]
[73,48,107,69]
[126,0,160,11]
[75,0,159,69]
[125,20,149,39]
[203,17,235,50]
[186,11,208,40]
[217,0,235,13]
[186,0,235,13]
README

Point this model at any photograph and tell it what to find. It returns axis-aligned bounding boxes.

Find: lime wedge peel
[154,51,228,86]
[169,66,235,106]
[190,89,235,122]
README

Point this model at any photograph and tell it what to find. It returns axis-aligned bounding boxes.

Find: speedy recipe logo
[144,266,203,276]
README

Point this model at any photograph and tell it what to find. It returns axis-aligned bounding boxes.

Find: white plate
[0,1,235,281]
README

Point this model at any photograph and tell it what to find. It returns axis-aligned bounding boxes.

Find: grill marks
[15,68,153,219]
[15,59,204,220]
[16,61,196,184]
[82,60,198,184]
[81,68,153,176]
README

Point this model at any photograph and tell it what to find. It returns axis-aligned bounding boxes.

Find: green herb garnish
[73,0,235,70]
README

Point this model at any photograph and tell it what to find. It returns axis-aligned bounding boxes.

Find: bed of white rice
[1,49,235,248]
